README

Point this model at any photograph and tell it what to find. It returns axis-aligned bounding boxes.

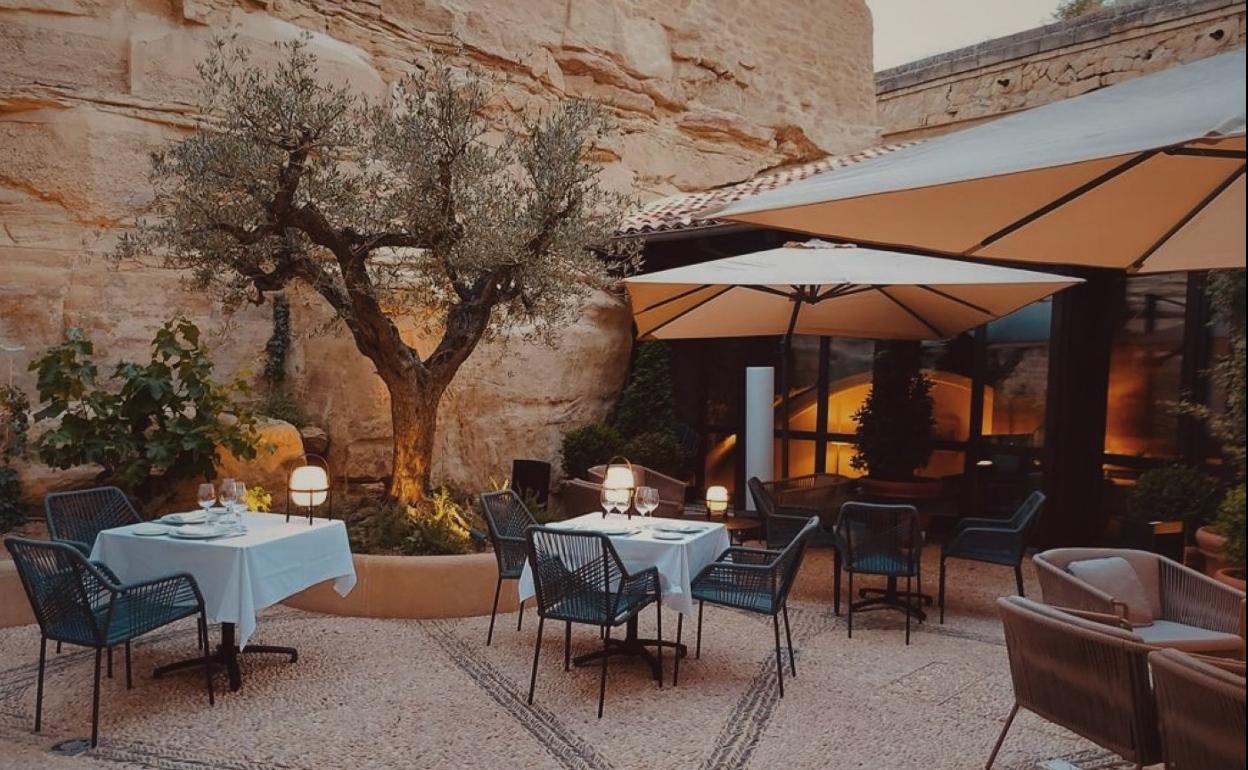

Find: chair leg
[939,557,948,624]
[985,702,1020,770]
[832,549,842,617]
[527,616,545,706]
[673,614,683,687]
[107,645,113,679]
[200,610,215,707]
[782,603,795,677]
[516,599,525,632]
[598,623,611,719]
[486,577,502,646]
[124,641,132,690]
[1014,564,1025,597]
[772,613,785,698]
[56,640,62,655]
[905,574,912,645]
[695,600,704,659]
[847,570,854,639]
[655,602,663,689]
[35,636,47,733]
[91,647,103,748]
[563,621,571,672]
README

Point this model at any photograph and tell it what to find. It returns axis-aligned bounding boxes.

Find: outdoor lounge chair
[4,537,213,748]
[838,501,925,644]
[990,596,1162,770]
[44,486,142,556]
[1034,547,1245,657]
[1149,647,1246,770]
[588,464,687,518]
[478,490,537,646]
[938,491,1044,623]
[680,514,819,697]
[524,526,662,718]
[559,477,606,518]
[749,475,845,614]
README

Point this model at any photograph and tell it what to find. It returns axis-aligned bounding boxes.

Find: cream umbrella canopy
[713,49,1246,274]
[624,241,1082,474]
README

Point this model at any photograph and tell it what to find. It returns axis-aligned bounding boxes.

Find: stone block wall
[0,0,878,501]
[877,0,1245,142]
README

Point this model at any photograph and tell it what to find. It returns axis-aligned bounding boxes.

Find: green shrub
[28,318,261,494]
[263,293,292,388]
[255,388,307,427]
[344,487,472,556]
[621,429,685,479]
[561,423,623,478]
[0,384,30,532]
[0,467,22,533]
[610,342,677,438]
[1127,464,1221,526]
[851,343,936,481]
[1214,484,1245,566]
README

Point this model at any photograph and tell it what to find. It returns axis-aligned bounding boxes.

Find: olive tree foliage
[116,37,637,503]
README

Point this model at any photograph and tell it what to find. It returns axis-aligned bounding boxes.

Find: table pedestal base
[853,577,930,622]
[571,616,686,681]
[153,622,297,692]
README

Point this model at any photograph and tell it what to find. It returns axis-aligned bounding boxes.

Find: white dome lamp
[601,456,637,519]
[287,454,331,525]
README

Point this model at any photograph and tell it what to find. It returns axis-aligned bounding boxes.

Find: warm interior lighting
[706,485,729,513]
[602,461,636,510]
[289,465,329,507]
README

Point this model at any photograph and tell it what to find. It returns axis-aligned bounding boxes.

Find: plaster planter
[1215,567,1246,593]
[1193,525,1231,577]
[282,552,519,619]
[0,561,36,629]
[859,477,944,500]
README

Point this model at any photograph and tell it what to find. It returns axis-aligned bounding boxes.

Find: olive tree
[118,38,635,504]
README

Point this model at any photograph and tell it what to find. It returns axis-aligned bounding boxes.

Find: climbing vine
[263,293,291,388]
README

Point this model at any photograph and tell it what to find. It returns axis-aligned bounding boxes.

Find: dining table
[90,510,356,692]
[517,511,730,678]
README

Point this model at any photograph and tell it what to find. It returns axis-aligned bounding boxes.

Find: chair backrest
[747,476,774,519]
[772,516,820,606]
[1149,648,1246,770]
[559,478,602,518]
[1034,547,1164,619]
[3,537,111,645]
[525,526,626,619]
[838,502,921,572]
[996,596,1161,766]
[479,490,537,573]
[1009,490,1045,533]
[44,486,141,550]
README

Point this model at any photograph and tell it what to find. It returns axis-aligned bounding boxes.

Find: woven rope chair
[479,490,538,646]
[990,596,1162,770]
[1149,647,1246,770]
[524,526,661,718]
[838,501,924,645]
[680,515,819,697]
[939,491,1045,623]
[4,537,213,748]
[1034,547,1245,657]
[749,476,845,614]
[44,486,142,556]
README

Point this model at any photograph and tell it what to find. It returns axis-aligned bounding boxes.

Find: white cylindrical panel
[744,366,775,511]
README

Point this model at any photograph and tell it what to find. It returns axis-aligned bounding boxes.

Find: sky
[867,0,1066,70]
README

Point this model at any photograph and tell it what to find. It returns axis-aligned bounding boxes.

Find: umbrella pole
[779,296,802,480]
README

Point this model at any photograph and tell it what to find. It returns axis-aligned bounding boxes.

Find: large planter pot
[1192,525,1232,577]
[1215,567,1246,592]
[0,561,36,629]
[282,552,518,620]
[859,477,944,500]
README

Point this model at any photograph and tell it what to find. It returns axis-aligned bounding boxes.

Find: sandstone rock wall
[876,0,1245,142]
[0,0,878,501]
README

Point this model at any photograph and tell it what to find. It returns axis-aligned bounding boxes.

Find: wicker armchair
[939,491,1044,623]
[44,486,142,556]
[750,475,845,614]
[524,526,661,718]
[990,596,1161,769]
[479,490,538,645]
[1150,648,1246,770]
[764,473,853,525]
[1034,548,1245,657]
[838,502,925,645]
[4,537,213,748]
[681,515,819,697]
[588,464,687,518]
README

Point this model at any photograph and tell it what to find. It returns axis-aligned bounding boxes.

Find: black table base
[571,615,686,681]
[153,622,297,692]
[852,576,930,622]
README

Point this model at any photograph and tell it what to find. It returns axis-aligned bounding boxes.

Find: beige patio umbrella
[624,241,1082,472]
[713,49,1246,274]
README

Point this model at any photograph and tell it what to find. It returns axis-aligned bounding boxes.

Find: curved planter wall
[1,561,36,628]
[282,552,519,620]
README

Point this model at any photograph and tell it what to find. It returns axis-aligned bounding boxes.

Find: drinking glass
[229,481,247,528]
[635,486,659,517]
[197,483,216,517]
[599,485,617,518]
[219,478,239,525]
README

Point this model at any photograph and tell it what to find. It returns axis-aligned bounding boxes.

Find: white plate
[652,532,686,540]
[657,524,702,534]
[132,523,171,537]
[161,511,208,525]
[170,524,229,539]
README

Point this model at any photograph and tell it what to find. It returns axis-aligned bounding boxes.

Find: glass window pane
[984,300,1052,448]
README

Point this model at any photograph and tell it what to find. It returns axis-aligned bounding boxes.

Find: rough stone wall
[876,0,1245,142]
[0,0,877,499]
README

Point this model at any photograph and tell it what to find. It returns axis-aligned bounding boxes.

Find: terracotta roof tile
[616,142,918,236]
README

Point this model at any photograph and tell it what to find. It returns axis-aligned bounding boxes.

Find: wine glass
[218,478,239,525]
[599,485,617,519]
[635,486,659,518]
[229,480,247,528]
[197,483,216,519]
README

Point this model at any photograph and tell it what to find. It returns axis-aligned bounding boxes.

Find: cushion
[1134,620,1246,655]
[1067,556,1154,627]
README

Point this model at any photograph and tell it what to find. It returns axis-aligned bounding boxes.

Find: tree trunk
[383,372,447,505]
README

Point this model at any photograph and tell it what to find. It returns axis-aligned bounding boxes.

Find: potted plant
[851,343,941,499]
[1211,484,1245,590]
[1122,464,1220,560]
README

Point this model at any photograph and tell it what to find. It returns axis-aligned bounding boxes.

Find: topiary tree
[851,342,936,481]
[610,342,677,438]
[117,37,635,506]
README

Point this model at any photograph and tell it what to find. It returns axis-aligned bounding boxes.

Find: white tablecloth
[91,512,356,649]
[518,513,730,615]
